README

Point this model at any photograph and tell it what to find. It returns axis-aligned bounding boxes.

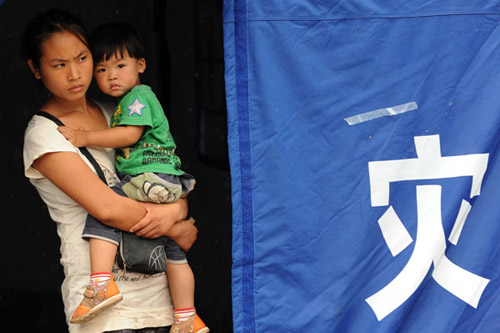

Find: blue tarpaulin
[223,1,500,331]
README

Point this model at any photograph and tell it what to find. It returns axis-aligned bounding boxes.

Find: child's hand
[57,126,87,147]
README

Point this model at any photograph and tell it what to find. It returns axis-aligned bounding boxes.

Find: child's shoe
[70,276,123,324]
[192,314,210,333]
[170,313,210,333]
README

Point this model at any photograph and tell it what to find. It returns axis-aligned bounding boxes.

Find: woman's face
[29,30,93,102]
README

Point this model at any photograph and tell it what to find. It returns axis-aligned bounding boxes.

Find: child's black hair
[21,8,89,68]
[90,22,145,63]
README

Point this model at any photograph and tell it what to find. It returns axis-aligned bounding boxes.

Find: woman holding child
[22,8,197,332]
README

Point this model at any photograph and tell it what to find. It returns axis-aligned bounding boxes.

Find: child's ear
[138,58,146,74]
[27,59,41,79]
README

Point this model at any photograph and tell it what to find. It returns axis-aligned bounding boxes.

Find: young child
[58,23,209,333]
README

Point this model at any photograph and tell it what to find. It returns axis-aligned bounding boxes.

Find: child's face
[94,50,145,97]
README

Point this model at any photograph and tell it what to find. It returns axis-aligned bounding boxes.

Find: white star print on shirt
[128,98,145,116]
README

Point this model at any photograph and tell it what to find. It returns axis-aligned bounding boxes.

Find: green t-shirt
[111,85,184,176]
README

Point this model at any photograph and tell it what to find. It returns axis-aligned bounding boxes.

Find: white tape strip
[344,101,418,125]
[448,199,471,245]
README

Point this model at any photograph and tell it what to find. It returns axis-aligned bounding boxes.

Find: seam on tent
[235,0,256,332]
[242,11,500,22]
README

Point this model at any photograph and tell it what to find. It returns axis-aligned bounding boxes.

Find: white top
[23,102,174,332]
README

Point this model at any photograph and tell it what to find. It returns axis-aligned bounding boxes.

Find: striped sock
[174,307,196,323]
[90,272,112,287]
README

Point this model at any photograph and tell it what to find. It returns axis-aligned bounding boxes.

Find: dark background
[0,0,232,331]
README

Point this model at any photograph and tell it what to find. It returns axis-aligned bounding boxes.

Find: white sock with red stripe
[90,272,112,287]
[174,307,196,323]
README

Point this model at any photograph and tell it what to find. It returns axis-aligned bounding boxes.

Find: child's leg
[167,262,195,309]
[83,215,121,285]
[89,238,118,273]
[167,262,209,332]
[72,210,123,324]
[71,237,122,324]
[166,239,209,332]
[82,182,122,275]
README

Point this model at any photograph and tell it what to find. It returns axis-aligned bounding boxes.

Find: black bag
[37,111,168,275]
[117,233,167,274]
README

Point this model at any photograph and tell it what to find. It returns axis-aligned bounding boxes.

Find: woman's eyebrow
[74,50,89,59]
[49,58,67,63]
[49,50,89,63]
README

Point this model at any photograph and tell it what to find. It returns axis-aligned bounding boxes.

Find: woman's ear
[27,59,41,79]
[138,58,146,74]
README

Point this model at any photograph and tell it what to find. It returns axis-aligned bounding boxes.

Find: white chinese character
[366,135,490,321]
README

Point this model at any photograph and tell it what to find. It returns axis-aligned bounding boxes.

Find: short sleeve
[115,88,154,127]
[23,115,79,179]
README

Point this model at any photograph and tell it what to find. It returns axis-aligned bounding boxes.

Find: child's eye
[54,63,65,68]
[96,68,105,73]
[117,64,125,69]
[78,56,87,62]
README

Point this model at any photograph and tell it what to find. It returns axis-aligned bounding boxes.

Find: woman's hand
[167,219,198,252]
[130,199,197,251]
[129,202,179,238]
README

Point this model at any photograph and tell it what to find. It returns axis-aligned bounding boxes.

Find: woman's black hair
[90,22,145,63]
[21,8,89,69]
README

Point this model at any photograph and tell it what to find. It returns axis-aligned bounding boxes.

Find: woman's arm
[33,151,150,230]
[34,150,196,250]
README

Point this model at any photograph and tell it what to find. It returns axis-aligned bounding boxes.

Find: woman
[22,8,197,332]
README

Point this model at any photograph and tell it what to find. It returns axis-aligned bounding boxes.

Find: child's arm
[58,125,144,148]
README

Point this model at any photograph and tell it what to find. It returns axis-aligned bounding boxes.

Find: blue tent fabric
[224,1,500,331]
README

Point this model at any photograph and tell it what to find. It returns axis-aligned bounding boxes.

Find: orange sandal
[170,313,210,333]
[70,276,123,324]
